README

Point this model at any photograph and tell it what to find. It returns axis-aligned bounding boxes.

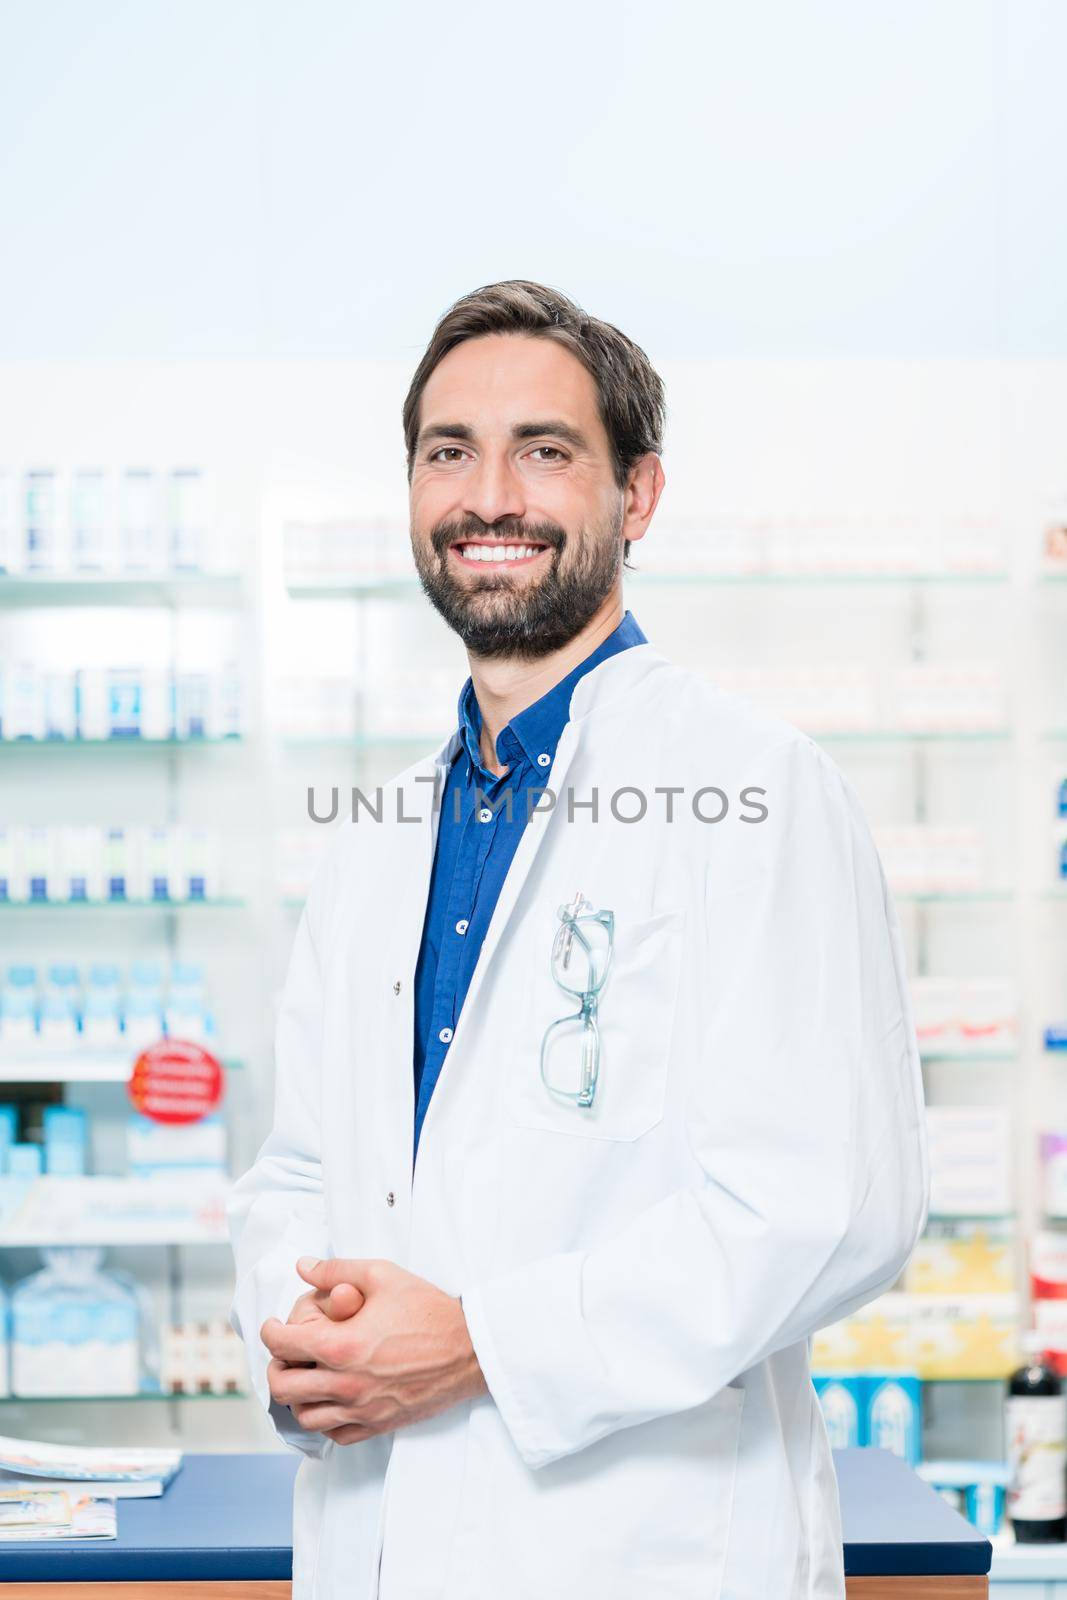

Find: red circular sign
[128,1038,224,1124]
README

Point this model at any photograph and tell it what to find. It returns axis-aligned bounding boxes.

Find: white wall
[0,0,1064,362]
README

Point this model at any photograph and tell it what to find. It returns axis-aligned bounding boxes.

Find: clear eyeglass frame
[539,893,615,1109]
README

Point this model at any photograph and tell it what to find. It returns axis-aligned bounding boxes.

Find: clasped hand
[261,1257,487,1445]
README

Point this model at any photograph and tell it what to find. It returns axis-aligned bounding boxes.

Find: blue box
[864,1374,922,1466]
[813,1376,865,1448]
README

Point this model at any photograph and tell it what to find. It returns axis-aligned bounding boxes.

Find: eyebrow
[418,420,590,451]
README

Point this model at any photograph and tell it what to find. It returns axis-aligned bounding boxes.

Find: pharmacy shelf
[0,736,244,750]
[0,899,244,913]
[990,1539,1067,1582]
[282,732,433,747]
[0,1389,249,1404]
[920,1051,1018,1064]
[926,1211,1016,1222]
[0,574,243,607]
[894,890,1015,904]
[286,576,418,599]
[283,728,1013,750]
[285,570,1012,599]
[0,1175,230,1247]
[629,569,1012,585]
[0,1053,243,1084]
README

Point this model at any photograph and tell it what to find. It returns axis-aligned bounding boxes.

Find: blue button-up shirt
[412,610,647,1158]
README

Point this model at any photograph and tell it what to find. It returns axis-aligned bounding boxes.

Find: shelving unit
[0,550,264,1439]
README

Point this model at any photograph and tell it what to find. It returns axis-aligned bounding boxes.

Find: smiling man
[227,281,928,1600]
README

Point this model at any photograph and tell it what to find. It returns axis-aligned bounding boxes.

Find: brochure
[0,1489,117,1541]
[0,1432,182,1486]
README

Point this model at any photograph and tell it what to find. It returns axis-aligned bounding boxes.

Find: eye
[429,446,469,463]
[528,446,566,462]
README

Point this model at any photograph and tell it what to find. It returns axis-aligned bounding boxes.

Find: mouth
[448,539,553,569]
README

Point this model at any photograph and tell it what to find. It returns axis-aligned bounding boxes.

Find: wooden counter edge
[847,1578,987,1597]
[0,1577,989,1598]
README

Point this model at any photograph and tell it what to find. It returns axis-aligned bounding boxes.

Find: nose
[461,449,526,527]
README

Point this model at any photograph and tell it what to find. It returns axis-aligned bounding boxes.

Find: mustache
[429,517,567,560]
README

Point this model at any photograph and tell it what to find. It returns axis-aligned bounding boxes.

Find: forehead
[418,333,604,439]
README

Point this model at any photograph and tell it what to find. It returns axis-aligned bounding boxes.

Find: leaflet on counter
[0,1488,117,1540]
[0,1432,182,1486]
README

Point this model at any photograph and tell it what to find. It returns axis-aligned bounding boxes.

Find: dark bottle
[1006,1333,1067,1543]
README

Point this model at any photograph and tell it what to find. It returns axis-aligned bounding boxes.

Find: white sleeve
[226,898,332,1458]
[460,734,930,1470]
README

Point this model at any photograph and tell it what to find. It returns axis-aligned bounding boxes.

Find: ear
[621,452,665,551]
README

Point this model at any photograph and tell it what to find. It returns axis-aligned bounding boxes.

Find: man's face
[408,333,625,659]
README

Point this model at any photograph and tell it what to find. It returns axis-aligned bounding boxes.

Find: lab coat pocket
[509,906,685,1142]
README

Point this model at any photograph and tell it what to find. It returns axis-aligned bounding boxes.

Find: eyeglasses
[539,892,615,1109]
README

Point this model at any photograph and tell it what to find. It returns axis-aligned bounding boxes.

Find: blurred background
[0,0,1065,1568]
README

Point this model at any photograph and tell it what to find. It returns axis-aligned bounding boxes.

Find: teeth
[459,544,543,563]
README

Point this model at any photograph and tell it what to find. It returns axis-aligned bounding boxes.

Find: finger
[292,1401,371,1432]
[325,1422,378,1445]
[320,1282,365,1320]
[262,1317,334,1365]
[268,1360,346,1407]
[296,1256,380,1296]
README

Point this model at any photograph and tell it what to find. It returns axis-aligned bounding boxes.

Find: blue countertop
[0,1446,991,1582]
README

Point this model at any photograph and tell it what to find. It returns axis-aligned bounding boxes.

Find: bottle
[1006,1331,1067,1542]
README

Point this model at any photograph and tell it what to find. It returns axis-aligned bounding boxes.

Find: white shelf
[990,1537,1067,1581]
[0,899,244,912]
[0,573,243,607]
[0,1052,241,1084]
[0,1176,231,1247]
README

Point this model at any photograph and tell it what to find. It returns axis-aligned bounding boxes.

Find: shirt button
[478,807,492,823]
[438,1026,453,1044]
[455,919,469,935]
[536,752,551,767]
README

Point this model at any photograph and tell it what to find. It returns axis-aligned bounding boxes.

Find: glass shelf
[894,890,1014,904]
[628,569,1012,586]
[0,736,244,750]
[284,728,1013,750]
[286,576,418,599]
[920,1051,1018,1064]
[285,570,1012,599]
[0,1054,243,1084]
[926,1211,1016,1222]
[0,1390,249,1404]
[0,899,244,915]
[0,573,244,607]
[282,731,438,748]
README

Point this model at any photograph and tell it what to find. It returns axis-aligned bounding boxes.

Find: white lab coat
[227,643,929,1600]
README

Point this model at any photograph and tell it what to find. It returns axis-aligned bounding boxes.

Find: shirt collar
[456,609,647,781]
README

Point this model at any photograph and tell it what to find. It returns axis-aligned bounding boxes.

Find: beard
[410,506,624,660]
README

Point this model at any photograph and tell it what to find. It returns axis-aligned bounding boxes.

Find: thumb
[320,1281,365,1320]
[296,1255,374,1294]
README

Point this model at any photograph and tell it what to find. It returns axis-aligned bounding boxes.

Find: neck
[468,590,625,776]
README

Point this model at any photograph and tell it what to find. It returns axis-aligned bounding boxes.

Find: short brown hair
[403,280,665,499]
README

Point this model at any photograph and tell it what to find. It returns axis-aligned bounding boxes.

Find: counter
[0,1446,992,1597]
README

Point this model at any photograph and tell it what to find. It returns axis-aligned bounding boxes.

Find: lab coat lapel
[406,644,669,1142]
[444,643,669,1035]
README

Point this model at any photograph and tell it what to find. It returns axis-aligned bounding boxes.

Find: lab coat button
[386,1191,396,1207]
[439,1026,453,1044]
[393,980,401,995]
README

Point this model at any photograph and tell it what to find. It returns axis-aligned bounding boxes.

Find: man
[227,280,929,1600]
